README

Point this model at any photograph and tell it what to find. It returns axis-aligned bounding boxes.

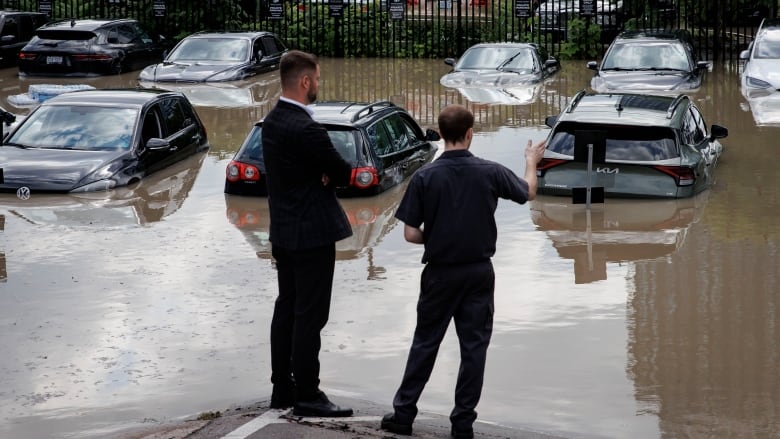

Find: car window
[158,98,190,137]
[1,17,18,39]
[18,15,35,41]
[8,105,137,151]
[686,107,707,144]
[326,129,359,164]
[36,29,96,41]
[383,114,411,152]
[115,24,137,44]
[547,123,680,161]
[132,23,152,44]
[141,109,163,145]
[367,121,393,156]
[604,42,690,70]
[261,36,280,56]
[401,116,423,143]
[755,36,780,58]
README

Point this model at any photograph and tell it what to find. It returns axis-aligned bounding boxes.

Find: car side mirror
[697,61,710,70]
[146,137,170,150]
[544,59,558,68]
[586,61,598,70]
[710,124,728,139]
[425,128,441,141]
[739,49,749,60]
[444,57,455,67]
[544,115,557,128]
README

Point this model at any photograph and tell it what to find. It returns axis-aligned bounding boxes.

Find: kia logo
[596,167,619,174]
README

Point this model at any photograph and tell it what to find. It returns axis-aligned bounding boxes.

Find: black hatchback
[18,18,165,76]
[225,100,440,197]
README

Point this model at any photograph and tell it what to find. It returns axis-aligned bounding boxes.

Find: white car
[740,18,780,100]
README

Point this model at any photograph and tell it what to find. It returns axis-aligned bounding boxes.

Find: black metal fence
[6,0,777,61]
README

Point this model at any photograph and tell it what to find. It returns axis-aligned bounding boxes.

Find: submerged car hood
[440,70,539,88]
[744,59,780,88]
[592,71,699,92]
[0,147,130,192]
[143,62,242,82]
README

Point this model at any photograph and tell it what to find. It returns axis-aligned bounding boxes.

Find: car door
[138,97,204,175]
[109,23,144,70]
[0,15,23,64]
[367,113,416,188]
[257,35,284,72]
[682,106,714,192]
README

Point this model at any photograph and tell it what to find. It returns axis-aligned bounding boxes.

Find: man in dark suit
[262,50,354,417]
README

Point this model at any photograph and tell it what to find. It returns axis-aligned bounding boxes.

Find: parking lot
[1,57,780,438]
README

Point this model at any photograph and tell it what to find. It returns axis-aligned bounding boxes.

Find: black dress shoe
[380,413,412,436]
[451,425,474,439]
[292,391,353,417]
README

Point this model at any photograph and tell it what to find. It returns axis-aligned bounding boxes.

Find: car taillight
[536,158,568,177]
[653,165,695,186]
[226,161,261,182]
[350,167,379,189]
[72,54,113,61]
[18,52,36,60]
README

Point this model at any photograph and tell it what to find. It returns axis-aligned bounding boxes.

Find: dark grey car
[587,29,710,93]
[138,31,287,83]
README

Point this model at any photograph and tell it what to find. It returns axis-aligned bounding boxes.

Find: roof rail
[566,90,587,113]
[666,94,689,118]
[351,100,396,123]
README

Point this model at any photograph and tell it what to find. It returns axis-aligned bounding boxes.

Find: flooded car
[138,31,287,83]
[440,43,558,105]
[739,18,780,126]
[225,100,440,197]
[18,19,166,76]
[587,29,709,93]
[139,72,281,108]
[538,92,728,199]
[0,89,209,193]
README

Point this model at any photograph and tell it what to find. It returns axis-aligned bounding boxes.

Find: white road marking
[221,411,432,439]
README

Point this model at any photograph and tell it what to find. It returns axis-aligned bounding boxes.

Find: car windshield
[168,38,250,62]
[547,123,680,161]
[457,47,535,71]
[754,36,780,58]
[602,42,691,71]
[8,105,138,151]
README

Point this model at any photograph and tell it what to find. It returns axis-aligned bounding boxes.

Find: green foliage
[557,18,600,60]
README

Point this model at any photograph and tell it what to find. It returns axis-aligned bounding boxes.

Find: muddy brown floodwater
[1,58,779,439]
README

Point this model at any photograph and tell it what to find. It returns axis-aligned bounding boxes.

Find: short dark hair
[280,50,319,90]
[438,105,474,144]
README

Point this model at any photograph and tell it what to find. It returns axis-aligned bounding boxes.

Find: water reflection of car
[530,193,708,283]
[538,91,728,199]
[0,89,209,193]
[138,31,287,83]
[139,73,281,108]
[0,151,207,227]
[226,183,405,275]
[18,18,166,76]
[225,100,440,197]
[587,29,709,93]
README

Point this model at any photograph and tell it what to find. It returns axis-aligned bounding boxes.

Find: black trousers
[270,243,336,401]
[392,260,495,431]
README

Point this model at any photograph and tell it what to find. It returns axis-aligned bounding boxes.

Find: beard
[307,89,317,104]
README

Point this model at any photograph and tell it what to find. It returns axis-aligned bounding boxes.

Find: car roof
[307,101,401,126]
[38,18,136,31]
[614,29,692,43]
[42,88,180,107]
[185,31,277,40]
[555,92,689,127]
[465,42,540,50]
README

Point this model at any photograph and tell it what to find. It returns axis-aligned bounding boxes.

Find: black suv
[587,29,709,93]
[18,18,166,76]
[225,100,441,197]
[0,10,49,65]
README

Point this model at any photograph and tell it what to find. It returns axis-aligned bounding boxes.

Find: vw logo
[16,186,30,200]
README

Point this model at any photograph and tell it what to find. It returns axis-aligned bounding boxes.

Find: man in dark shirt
[381,104,546,438]
[262,50,354,417]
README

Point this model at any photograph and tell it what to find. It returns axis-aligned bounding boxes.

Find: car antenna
[615,95,625,113]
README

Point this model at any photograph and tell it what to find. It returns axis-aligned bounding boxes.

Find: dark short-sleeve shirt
[395,149,529,265]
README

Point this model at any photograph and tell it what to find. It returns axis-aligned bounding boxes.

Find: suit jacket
[262,100,353,250]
